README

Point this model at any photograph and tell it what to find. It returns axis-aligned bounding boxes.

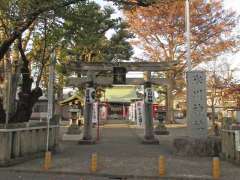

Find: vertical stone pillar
[0,132,12,163]
[82,81,94,142]
[83,104,93,140]
[142,72,158,144]
[12,131,21,158]
[236,111,240,123]
[186,71,208,138]
[144,82,154,140]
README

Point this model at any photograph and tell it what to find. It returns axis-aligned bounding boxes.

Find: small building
[101,85,139,120]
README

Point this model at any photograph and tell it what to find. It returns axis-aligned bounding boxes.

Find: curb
[0,168,212,180]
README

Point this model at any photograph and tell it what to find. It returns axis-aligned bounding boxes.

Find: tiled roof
[102,85,138,103]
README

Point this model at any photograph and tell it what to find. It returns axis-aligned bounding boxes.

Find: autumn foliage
[124,0,239,122]
[125,0,239,68]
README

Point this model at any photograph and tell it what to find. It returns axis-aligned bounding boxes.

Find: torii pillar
[142,72,159,144]
[79,76,96,144]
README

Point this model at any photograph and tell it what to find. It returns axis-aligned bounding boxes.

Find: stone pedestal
[173,136,221,157]
[67,124,81,134]
[62,134,83,141]
[62,121,82,141]
[154,123,169,135]
[78,139,96,145]
[142,137,159,144]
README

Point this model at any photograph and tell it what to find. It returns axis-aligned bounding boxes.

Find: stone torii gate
[65,61,177,144]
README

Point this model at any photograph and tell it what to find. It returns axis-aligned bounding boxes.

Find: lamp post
[43,51,55,170]
[46,51,56,151]
[185,0,192,71]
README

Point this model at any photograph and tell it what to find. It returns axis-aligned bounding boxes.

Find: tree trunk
[211,104,215,126]
[166,83,174,123]
[9,38,43,123]
[10,87,42,123]
[166,71,174,124]
[3,52,12,122]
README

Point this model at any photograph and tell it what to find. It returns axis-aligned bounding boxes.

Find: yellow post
[91,153,97,173]
[212,157,220,179]
[159,155,166,177]
[43,151,52,171]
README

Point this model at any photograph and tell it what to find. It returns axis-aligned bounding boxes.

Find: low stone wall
[221,129,240,164]
[0,125,59,166]
[173,136,221,157]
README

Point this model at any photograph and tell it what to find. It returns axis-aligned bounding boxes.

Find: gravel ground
[1,120,240,180]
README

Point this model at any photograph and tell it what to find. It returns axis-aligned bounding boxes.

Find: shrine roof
[59,94,82,106]
[102,85,139,103]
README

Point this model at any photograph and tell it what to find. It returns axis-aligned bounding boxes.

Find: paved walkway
[1,120,240,179]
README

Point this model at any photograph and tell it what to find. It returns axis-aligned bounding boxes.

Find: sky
[64,0,240,94]
[222,0,240,69]
[94,0,240,78]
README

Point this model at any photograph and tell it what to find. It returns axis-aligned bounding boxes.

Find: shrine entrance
[65,61,177,144]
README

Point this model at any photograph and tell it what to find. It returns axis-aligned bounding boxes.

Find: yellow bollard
[212,157,220,179]
[91,153,97,173]
[43,151,52,171]
[159,155,166,177]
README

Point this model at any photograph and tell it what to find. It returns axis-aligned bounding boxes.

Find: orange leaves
[124,0,239,70]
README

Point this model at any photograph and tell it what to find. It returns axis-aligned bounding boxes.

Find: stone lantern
[154,109,169,135]
[67,101,81,135]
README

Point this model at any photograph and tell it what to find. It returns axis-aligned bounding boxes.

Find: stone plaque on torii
[64,61,178,144]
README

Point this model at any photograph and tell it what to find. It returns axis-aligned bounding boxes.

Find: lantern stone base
[62,124,82,141]
[62,134,83,141]
[78,139,96,145]
[173,136,221,157]
[67,124,81,135]
[142,136,159,144]
[154,123,169,135]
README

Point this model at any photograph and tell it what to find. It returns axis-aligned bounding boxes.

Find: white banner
[92,102,98,123]
[136,101,145,127]
[132,103,136,122]
[100,105,107,120]
[129,105,132,121]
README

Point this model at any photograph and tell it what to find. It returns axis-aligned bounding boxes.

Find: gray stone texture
[67,124,81,135]
[0,132,12,162]
[186,71,208,138]
[83,103,93,140]
[173,136,221,156]
[0,126,59,166]
[5,122,240,180]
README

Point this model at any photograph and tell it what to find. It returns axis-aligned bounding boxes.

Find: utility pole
[43,51,56,170]
[46,51,56,151]
[185,0,192,71]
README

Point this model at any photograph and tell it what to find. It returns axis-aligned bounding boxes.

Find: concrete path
[1,120,240,180]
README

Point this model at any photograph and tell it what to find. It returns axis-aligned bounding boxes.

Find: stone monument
[186,71,208,137]
[173,71,221,156]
